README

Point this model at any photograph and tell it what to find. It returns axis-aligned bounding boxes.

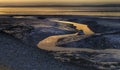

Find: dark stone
[0,18,77,46]
[55,31,120,70]
[77,30,85,35]
[82,20,120,33]
[57,31,120,49]
[37,16,46,19]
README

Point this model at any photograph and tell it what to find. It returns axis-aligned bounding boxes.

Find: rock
[57,31,120,49]
[66,17,120,33]
[1,16,120,70]
[0,19,34,45]
[55,31,120,69]
[0,18,77,46]
[37,16,46,19]
[67,18,79,22]
[77,30,85,35]
[53,49,120,70]
[82,20,120,33]
[0,32,82,70]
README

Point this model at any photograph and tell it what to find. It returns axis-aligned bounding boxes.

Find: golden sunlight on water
[0,7,120,16]
[51,20,94,35]
[37,20,94,52]
[37,33,92,52]
[0,12,6,14]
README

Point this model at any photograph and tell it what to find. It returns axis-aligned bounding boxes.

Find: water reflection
[51,20,94,35]
[37,19,94,52]
[37,33,92,52]
[0,7,120,16]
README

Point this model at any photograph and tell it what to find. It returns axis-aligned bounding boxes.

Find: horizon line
[0,4,120,7]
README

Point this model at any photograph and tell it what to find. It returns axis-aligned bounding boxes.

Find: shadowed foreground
[0,16,120,70]
[0,32,89,70]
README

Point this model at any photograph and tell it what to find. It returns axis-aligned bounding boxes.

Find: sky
[0,0,120,6]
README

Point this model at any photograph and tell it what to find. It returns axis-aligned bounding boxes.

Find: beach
[0,15,120,70]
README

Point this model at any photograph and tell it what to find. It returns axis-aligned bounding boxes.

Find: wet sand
[0,15,119,70]
[0,32,90,70]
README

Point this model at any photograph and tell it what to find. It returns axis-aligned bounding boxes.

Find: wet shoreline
[0,15,120,70]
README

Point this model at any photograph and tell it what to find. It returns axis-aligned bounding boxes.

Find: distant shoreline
[0,3,120,7]
[0,7,119,16]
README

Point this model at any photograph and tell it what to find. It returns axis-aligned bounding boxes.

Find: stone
[0,18,77,46]
[77,30,85,35]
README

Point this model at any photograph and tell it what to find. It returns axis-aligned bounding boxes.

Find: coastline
[0,15,120,70]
